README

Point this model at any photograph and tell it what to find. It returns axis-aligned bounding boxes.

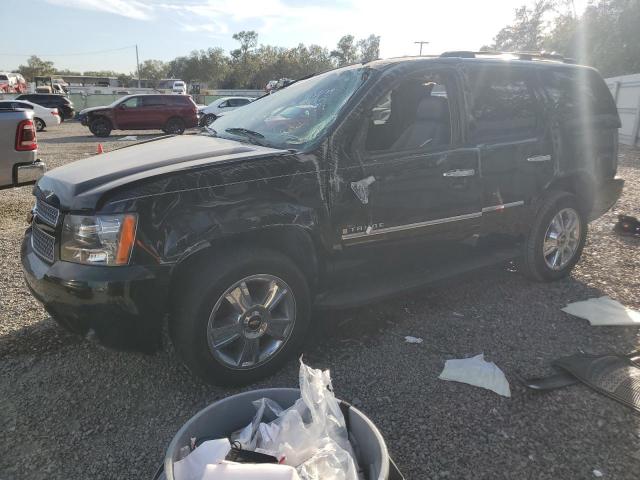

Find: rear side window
[169,95,190,105]
[542,68,617,116]
[141,96,167,107]
[468,68,539,142]
[228,98,250,107]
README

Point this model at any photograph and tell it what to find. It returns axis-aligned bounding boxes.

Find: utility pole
[135,44,141,88]
[414,41,429,56]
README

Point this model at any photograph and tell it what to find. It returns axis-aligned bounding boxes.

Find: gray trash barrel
[156,387,403,480]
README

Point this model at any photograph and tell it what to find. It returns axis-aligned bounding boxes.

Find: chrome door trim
[342,212,482,240]
[526,154,551,162]
[481,200,525,213]
[443,168,476,177]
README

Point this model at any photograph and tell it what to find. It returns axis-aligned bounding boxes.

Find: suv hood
[79,106,109,115]
[36,135,288,210]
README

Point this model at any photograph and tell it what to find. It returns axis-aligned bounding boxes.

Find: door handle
[443,169,475,178]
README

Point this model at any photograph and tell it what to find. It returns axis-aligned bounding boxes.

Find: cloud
[44,0,153,20]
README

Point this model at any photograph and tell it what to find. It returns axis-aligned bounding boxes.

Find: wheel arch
[541,171,596,216]
[167,225,321,307]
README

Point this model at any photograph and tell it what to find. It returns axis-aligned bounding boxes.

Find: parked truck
[0,106,46,189]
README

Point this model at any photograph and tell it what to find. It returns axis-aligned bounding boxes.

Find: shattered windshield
[207,65,368,150]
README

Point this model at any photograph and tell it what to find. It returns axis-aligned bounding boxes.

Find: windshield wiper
[225,127,264,138]
[225,127,266,145]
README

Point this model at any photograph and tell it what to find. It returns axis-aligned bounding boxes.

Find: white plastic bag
[439,354,511,397]
[173,438,231,480]
[233,359,360,480]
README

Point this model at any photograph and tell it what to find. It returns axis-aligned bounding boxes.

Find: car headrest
[416,96,448,121]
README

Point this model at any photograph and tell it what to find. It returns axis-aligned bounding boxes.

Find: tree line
[483,0,640,77]
[15,32,380,89]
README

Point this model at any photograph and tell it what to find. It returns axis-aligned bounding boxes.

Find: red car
[79,94,199,137]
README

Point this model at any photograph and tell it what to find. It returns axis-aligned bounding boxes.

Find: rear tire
[34,118,45,131]
[170,248,311,385]
[164,117,186,135]
[90,117,112,137]
[520,191,587,282]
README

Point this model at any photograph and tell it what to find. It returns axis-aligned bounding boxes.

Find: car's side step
[314,246,520,310]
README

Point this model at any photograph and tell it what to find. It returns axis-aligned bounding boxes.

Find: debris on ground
[404,336,423,344]
[119,135,138,141]
[553,352,640,413]
[439,354,511,397]
[614,214,640,236]
[593,469,604,477]
[561,296,640,326]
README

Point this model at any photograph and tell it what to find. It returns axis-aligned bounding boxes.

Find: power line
[0,46,137,57]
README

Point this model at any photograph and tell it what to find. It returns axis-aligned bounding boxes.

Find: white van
[172,81,187,94]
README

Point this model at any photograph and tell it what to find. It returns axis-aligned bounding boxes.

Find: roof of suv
[366,51,590,72]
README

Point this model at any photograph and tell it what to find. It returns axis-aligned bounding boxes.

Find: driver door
[114,97,142,129]
[337,67,482,247]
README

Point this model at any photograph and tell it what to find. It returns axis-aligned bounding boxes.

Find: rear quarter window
[542,68,617,116]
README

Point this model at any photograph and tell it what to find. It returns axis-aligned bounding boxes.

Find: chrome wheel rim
[207,274,296,369]
[543,208,581,270]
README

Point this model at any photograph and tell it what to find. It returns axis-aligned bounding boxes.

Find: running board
[314,246,520,309]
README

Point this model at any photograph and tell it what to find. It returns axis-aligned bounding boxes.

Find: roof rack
[440,51,576,64]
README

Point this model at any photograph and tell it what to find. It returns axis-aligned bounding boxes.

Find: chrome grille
[35,198,60,227]
[32,224,55,263]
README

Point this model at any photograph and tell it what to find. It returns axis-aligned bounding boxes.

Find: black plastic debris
[614,214,640,236]
[519,351,640,414]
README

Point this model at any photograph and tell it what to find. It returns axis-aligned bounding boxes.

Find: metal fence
[605,73,640,146]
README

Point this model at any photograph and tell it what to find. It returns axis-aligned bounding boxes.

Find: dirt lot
[1,121,639,480]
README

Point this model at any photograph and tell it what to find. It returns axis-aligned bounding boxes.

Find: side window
[364,73,452,152]
[141,96,166,107]
[543,68,616,116]
[121,97,140,108]
[469,69,538,142]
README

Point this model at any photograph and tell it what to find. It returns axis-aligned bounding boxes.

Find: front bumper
[589,177,624,221]
[21,230,171,351]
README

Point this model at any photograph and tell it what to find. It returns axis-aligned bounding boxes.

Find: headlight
[61,214,137,266]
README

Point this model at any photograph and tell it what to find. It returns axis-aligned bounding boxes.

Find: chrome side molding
[526,154,551,162]
[443,168,476,177]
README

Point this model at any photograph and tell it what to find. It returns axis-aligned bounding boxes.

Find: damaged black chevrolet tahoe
[22,52,623,385]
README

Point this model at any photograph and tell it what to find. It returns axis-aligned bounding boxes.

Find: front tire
[520,191,587,282]
[170,248,311,385]
[34,118,45,131]
[89,117,112,137]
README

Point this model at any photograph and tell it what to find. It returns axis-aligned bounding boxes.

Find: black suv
[21,52,623,385]
[15,93,74,120]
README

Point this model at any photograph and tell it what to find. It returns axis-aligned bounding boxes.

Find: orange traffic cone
[96,143,104,154]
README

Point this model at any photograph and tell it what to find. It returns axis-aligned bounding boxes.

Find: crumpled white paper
[439,354,511,397]
[562,296,640,326]
[197,462,301,480]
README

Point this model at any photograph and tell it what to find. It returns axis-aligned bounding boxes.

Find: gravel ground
[1,122,639,480]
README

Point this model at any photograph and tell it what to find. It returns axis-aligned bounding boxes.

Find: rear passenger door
[140,95,168,128]
[465,65,553,236]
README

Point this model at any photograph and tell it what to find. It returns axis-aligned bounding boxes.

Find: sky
[0,0,590,74]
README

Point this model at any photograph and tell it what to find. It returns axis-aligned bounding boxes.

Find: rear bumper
[589,177,624,221]
[0,160,46,190]
[21,230,171,351]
